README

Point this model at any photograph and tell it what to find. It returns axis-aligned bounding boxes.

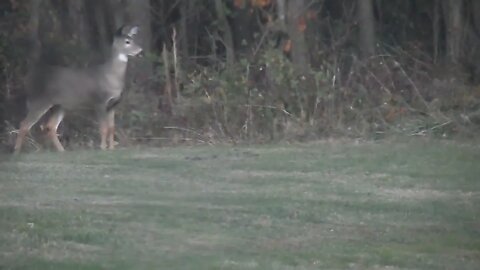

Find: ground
[0,139,479,269]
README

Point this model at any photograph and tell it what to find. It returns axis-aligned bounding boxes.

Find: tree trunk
[357,0,376,57]
[433,0,441,63]
[123,0,152,78]
[231,2,256,55]
[28,0,41,61]
[214,0,235,71]
[179,0,190,65]
[286,0,309,75]
[84,0,116,56]
[442,0,464,64]
[277,0,287,28]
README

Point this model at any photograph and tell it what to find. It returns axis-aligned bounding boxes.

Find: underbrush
[2,45,480,151]
[110,46,480,147]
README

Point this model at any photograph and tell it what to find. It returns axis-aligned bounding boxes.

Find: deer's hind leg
[107,110,116,150]
[99,97,120,150]
[14,101,53,154]
[43,106,65,152]
[99,109,115,150]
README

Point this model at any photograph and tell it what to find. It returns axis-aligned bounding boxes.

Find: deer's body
[29,57,126,110]
[14,25,142,153]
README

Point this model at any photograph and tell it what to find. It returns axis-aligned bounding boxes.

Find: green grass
[0,140,479,269]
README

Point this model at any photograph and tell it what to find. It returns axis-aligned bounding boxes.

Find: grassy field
[0,140,479,270]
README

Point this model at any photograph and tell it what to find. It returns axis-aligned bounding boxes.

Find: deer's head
[113,25,143,60]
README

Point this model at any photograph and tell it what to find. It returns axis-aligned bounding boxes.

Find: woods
[1,3,479,267]
[1,0,480,150]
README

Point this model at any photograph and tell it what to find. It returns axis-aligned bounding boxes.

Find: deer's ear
[115,25,127,37]
[127,26,139,37]
[115,25,139,37]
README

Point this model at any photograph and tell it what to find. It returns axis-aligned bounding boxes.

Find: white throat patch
[118,54,128,62]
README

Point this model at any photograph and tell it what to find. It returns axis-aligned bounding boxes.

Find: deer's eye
[125,40,131,45]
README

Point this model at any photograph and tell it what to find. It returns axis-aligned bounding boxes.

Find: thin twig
[409,120,453,136]
[163,126,208,139]
[132,136,208,144]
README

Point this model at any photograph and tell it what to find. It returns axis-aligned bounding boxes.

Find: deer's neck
[105,50,128,75]
[100,50,129,94]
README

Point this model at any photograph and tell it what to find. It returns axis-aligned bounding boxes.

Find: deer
[13,25,143,154]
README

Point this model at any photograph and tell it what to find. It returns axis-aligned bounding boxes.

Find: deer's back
[27,65,117,110]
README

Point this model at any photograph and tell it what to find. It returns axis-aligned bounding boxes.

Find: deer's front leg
[98,109,115,150]
[99,117,108,150]
[97,107,108,150]
[44,107,65,152]
[106,110,116,150]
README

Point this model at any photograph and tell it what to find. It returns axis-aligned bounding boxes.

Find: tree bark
[442,0,464,64]
[357,0,376,57]
[123,0,152,77]
[214,0,235,71]
[29,0,41,61]
[179,0,190,65]
[231,2,256,55]
[277,0,287,28]
[286,0,309,75]
[433,0,441,63]
[84,0,116,55]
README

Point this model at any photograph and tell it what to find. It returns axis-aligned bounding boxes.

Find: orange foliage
[306,10,317,20]
[283,39,292,53]
[250,0,271,8]
[385,107,407,122]
[234,0,245,9]
[297,16,307,32]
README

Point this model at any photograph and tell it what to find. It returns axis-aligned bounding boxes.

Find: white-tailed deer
[14,25,142,153]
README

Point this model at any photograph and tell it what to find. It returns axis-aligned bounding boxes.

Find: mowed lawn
[0,140,479,270]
